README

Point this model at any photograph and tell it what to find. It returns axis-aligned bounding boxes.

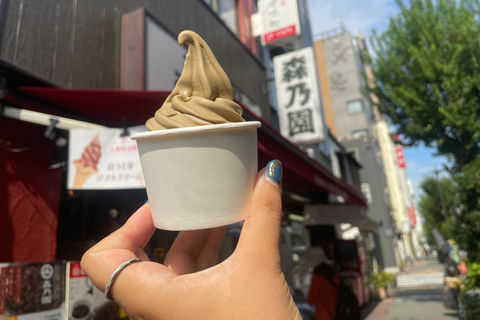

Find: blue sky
[306,0,449,198]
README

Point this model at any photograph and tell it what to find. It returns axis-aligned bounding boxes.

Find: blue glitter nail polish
[266,160,283,184]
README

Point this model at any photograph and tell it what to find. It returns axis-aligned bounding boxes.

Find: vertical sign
[273,47,324,144]
[259,0,301,46]
[408,207,417,226]
[395,145,406,168]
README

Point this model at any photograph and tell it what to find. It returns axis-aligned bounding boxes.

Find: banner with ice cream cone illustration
[68,128,145,190]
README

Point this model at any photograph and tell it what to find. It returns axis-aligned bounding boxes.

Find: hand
[81,161,301,320]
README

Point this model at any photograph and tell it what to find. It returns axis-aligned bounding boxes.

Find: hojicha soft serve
[132,30,261,231]
[146,30,245,130]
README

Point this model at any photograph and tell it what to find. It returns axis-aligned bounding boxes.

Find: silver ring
[105,258,141,301]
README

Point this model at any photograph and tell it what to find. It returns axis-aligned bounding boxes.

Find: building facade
[0,0,270,118]
[357,31,423,263]
[0,0,372,288]
[313,27,401,272]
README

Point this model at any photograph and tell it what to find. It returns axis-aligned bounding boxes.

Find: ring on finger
[105,258,142,301]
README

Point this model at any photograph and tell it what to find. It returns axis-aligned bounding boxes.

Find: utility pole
[434,169,448,219]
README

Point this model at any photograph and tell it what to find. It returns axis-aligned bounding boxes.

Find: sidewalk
[362,258,457,320]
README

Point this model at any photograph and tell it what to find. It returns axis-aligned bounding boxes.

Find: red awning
[2,87,367,208]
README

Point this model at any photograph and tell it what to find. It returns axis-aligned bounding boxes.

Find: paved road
[363,258,459,320]
[397,272,444,288]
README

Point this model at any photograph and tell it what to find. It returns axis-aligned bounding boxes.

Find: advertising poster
[0,262,65,320]
[68,128,145,190]
[66,262,126,320]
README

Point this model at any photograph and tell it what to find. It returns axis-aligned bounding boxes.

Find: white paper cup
[131,121,261,231]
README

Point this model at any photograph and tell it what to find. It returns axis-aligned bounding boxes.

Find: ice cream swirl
[146,30,245,130]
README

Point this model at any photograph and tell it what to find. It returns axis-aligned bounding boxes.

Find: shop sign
[0,262,65,319]
[273,47,324,144]
[68,128,145,190]
[395,144,406,168]
[408,207,417,226]
[259,0,301,47]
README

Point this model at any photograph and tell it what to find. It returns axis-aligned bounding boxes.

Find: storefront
[0,2,373,318]
[1,56,367,260]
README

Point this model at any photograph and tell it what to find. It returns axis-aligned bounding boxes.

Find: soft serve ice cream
[146,30,245,130]
[133,30,260,230]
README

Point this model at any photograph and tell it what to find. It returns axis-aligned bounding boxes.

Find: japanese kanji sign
[408,207,417,226]
[259,0,301,47]
[273,47,324,144]
[395,144,406,168]
[68,128,145,190]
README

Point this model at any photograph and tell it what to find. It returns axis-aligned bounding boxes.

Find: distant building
[313,26,401,272]
[356,30,423,262]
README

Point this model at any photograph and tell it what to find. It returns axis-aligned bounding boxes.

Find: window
[347,99,363,114]
[347,147,361,163]
[335,152,347,180]
[217,0,239,35]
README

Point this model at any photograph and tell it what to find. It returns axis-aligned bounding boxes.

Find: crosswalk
[396,272,444,288]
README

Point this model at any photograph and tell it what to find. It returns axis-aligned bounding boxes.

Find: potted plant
[460,263,480,320]
[369,268,396,300]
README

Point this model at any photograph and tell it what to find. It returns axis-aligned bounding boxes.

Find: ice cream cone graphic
[72,135,102,188]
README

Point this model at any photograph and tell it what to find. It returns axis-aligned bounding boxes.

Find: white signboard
[68,128,145,190]
[273,47,324,144]
[361,183,373,204]
[259,0,301,46]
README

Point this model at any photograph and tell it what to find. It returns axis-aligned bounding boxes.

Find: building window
[352,129,368,139]
[347,148,361,163]
[347,99,363,114]
[335,152,347,181]
[206,0,258,55]
[217,0,239,35]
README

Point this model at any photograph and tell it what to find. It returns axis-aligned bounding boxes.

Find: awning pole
[1,106,106,130]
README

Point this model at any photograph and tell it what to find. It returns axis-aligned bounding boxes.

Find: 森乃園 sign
[273,47,324,144]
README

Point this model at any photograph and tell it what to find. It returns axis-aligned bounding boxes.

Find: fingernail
[266,160,283,187]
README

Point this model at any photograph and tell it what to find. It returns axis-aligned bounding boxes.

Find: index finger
[93,204,156,253]
[80,204,158,297]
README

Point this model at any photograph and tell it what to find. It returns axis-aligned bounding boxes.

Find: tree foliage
[454,159,480,262]
[369,0,480,166]
[418,175,458,244]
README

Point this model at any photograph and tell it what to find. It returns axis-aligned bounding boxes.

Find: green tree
[418,175,458,244]
[454,159,480,261]
[369,0,480,166]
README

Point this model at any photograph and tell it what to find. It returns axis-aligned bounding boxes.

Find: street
[363,258,458,320]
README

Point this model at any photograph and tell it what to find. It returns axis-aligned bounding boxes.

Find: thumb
[235,160,283,267]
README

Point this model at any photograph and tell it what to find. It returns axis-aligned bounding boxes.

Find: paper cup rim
[131,121,261,140]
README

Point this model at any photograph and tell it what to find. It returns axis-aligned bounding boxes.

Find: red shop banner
[408,207,417,226]
[395,145,406,168]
